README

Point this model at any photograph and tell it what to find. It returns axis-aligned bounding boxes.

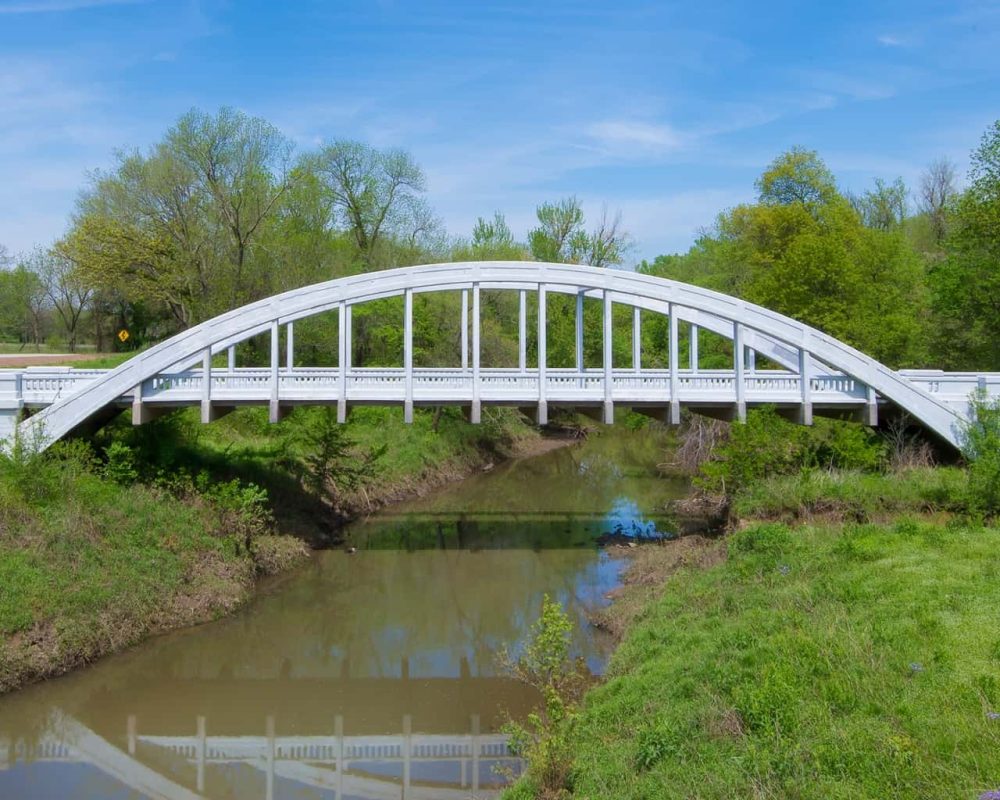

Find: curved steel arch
[19,261,964,448]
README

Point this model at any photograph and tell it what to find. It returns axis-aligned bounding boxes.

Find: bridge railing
[900,370,1000,398]
[3,366,889,408]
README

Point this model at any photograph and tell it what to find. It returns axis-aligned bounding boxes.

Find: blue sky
[1,0,998,263]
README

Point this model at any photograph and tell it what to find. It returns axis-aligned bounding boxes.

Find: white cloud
[585,120,684,153]
[0,0,144,13]
[877,34,904,47]
[801,70,896,101]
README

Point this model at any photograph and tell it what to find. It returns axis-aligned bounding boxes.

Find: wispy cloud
[585,120,684,153]
[877,34,904,47]
[800,69,897,101]
[0,0,144,13]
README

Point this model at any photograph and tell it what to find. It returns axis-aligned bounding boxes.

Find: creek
[0,430,688,800]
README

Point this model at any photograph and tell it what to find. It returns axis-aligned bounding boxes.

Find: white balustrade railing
[5,366,1000,419]
[138,732,518,763]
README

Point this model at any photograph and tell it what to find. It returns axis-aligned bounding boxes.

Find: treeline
[0,107,627,358]
[641,121,1000,371]
[1,109,999,374]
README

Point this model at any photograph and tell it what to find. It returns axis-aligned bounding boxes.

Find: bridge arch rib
[16,261,966,449]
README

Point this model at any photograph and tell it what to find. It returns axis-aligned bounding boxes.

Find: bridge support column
[200,348,231,424]
[602,289,613,424]
[537,285,548,425]
[734,323,747,422]
[269,320,287,424]
[632,305,641,373]
[519,290,527,373]
[404,288,414,423]
[575,292,584,374]
[865,385,878,426]
[799,348,813,426]
[286,321,294,369]
[669,306,680,424]
[227,345,235,371]
[471,283,481,424]
[461,289,469,371]
[131,379,168,425]
[338,302,348,423]
[690,323,699,372]
[747,347,756,373]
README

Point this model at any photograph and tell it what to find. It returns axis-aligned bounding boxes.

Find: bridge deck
[2,367,996,448]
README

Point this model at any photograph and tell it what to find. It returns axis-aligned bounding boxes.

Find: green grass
[529,521,1000,799]
[0,343,103,354]
[100,404,536,530]
[63,351,135,368]
[731,467,968,522]
[0,449,305,692]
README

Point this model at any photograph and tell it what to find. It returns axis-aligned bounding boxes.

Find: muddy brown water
[0,430,688,799]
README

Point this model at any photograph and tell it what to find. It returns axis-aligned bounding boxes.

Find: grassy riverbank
[0,445,307,694]
[98,404,541,541]
[0,403,542,693]
[505,405,1000,798]
[509,515,1000,799]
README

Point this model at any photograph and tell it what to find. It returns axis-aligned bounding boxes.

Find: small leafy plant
[499,595,593,799]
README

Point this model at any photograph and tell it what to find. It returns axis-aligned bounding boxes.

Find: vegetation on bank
[0,390,537,693]
[0,437,307,694]
[520,520,1000,799]
[92,403,537,537]
[504,398,1000,798]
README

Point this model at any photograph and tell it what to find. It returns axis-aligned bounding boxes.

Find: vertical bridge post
[602,289,613,424]
[404,288,414,423]
[471,283,481,423]
[200,348,212,424]
[799,347,813,425]
[518,289,527,373]
[337,301,347,423]
[461,289,469,371]
[269,320,281,423]
[286,321,294,369]
[668,305,680,424]
[690,323,699,372]
[575,292,584,378]
[734,322,746,422]
[537,284,547,425]
[632,306,641,373]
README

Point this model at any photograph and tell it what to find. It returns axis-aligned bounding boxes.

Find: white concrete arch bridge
[1,261,997,451]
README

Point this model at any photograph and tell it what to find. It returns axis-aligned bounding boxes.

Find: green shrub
[103,441,138,485]
[962,392,1000,517]
[501,595,592,798]
[697,407,886,495]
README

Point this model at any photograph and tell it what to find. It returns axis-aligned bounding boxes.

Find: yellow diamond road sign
[117,329,130,343]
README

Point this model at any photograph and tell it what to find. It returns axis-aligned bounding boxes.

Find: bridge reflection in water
[0,433,674,799]
[3,673,532,799]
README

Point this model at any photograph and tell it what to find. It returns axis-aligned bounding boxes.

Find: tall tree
[0,264,46,347]
[31,248,92,352]
[645,149,928,366]
[303,141,436,268]
[66,107,294,328]
[930,121,1000,368]
[166,107,294,306]
[851,177,908,230]
[919,158,958,244]
[528,197,630,266]
[756,147,838,208]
